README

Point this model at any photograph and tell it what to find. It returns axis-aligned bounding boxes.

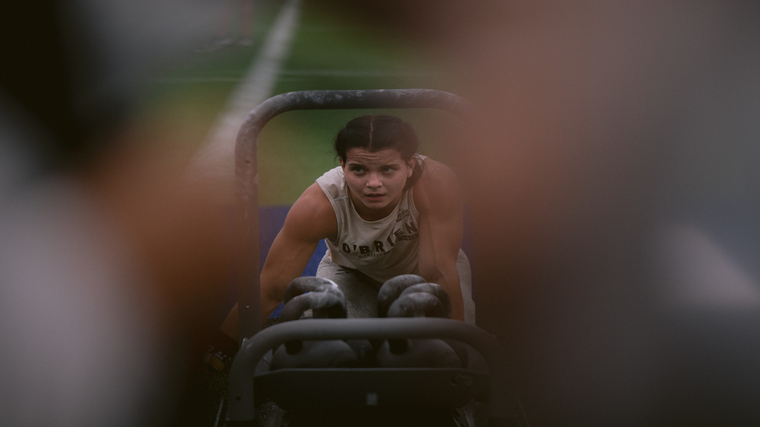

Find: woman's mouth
[364,193,384,202]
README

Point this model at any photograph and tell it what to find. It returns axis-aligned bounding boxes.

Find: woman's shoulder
[285,183,338,241]
[316,165,347,193]
[412,157,462,214]
[316,164,344,183]
[415,157,460,192]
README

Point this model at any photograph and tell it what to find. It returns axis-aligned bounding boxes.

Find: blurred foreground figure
[0,1,230,426]
[0,114,161,426]
[442,0,760,425]
[330,0,760,424]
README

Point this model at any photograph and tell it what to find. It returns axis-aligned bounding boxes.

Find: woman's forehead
[345,148,407,164]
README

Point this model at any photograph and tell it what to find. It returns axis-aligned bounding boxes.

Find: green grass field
[129,0,467,208]
[124,0,283,156]
[258,0,466,205]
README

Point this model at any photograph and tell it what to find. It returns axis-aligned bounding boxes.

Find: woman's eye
[382,167,394,173]
[351,167,364,173]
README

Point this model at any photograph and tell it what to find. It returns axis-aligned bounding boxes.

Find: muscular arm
[260,183,337,319]
[221,183,336,337]
[414,159,466,321]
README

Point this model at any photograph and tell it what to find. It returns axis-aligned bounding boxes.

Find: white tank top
[316,155,426,284]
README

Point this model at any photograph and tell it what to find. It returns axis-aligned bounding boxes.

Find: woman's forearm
[426,270,464,321]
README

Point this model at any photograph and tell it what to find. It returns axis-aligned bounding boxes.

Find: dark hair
[334,115,420,162]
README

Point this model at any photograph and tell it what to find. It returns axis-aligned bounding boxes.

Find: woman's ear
[407,159,415,178]
[339,158,345,169]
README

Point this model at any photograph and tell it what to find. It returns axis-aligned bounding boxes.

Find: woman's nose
[366,174,382,188]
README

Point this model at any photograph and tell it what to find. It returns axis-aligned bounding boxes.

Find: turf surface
[256,0,467,205]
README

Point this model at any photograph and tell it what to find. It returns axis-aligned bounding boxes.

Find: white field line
[181,0,300,199]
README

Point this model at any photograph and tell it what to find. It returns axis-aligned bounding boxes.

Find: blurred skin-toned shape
[332,0,760,425]
[0,120,233,426]
[455,1,760,425]
[1,1,233,426]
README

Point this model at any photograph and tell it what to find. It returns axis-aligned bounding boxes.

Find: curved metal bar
[227,318,513,426]
[234,89,475,343]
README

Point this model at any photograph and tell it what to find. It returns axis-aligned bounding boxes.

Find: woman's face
[340,147,415,221]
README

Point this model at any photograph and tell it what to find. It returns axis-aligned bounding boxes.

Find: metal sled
[228,89,523,426]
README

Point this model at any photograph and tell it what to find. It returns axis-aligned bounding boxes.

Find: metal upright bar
[234,89,474,342]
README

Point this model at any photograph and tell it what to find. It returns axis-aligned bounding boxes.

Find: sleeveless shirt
[316,155,426,283]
